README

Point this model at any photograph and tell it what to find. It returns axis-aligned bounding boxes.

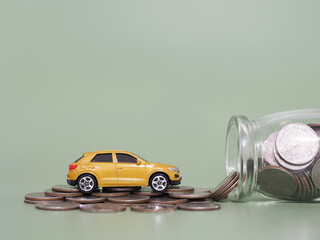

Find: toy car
[67,150,182,193]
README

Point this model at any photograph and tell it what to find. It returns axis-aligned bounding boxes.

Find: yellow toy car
[67,150,182,193]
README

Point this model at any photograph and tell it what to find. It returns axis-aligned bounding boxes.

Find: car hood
[147,162,178,169]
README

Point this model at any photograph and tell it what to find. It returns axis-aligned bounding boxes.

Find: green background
[1,0,320,239]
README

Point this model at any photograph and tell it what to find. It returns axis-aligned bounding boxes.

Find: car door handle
[117,167,123,170]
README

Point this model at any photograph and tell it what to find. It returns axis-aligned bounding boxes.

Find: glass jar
[226,109,320,202]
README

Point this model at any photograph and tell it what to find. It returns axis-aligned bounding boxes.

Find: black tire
[150,173,169,192]
[77,174,98,194]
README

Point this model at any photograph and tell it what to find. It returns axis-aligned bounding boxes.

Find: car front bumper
[170,177,182,185]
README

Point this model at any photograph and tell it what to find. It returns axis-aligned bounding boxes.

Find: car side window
[91,153,113,162]
[116,153,137,163]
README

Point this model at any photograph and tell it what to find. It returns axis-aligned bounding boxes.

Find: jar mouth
[226,116,258,201]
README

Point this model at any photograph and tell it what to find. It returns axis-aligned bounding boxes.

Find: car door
[88,153,117,186]
[115,153,146,186]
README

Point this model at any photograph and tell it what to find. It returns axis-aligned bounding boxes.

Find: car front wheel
[77,174,97,194]
[150,173,169,192]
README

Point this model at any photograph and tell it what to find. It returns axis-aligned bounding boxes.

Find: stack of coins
[211,172,239,201]
[24,185,222,212]
[258,122,320,199]
[24,192,64,204]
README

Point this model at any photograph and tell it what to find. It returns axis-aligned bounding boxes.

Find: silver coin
[274,145,312,171]
[263,131,279,166]
[186,198,214,204]
[311,174,320,197]
[291,173,303,198]
[91,191,130,197]
[44,189,83,197]
[212,172,239,199]
[312,128,320,138]
[107,194,150,204]
[131,203,177,213]
[66,196,106,204]
[193,188,212,193]
[107,203,143,208]
[311,159,320,190]
[103,187,140,192]
[52,185,80,193]
[149,196,188,204]
[214,175,240,201]
[168,190,212,199]
[25,192,64,201]
[134,187,164,196]
[24,199,65,204]
[165,186,194,193]
[298,173,310,199]
[35,201,80,211]
[276,123,319,165]
[177,202,221,211]
[79,203,126,213]
[304,172,315,198]
[257,166,297,197]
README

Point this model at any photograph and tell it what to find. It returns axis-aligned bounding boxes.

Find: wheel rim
[79,176,94,192]
[151,175,167,191]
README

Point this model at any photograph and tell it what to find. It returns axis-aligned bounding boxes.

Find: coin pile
[258,122,320,199]
[24,185,222,213]
[211,172,239,201]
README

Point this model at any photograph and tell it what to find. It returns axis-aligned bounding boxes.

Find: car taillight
[69,164,78,170]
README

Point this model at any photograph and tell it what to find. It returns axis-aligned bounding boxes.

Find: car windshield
[74,155,83,163]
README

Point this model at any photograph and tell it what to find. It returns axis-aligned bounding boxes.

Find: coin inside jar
[257,166,297,197]
[263,131,280,166]
[276,123,319,165]
[304,172,316,198]
[291,173,303,198]
[311,158,320,190]
[298,173,309,199]
[35,202,80,211]
[79,203,126,213]
[130,203,177,213]
[107,195,150,204]
[66,196,106,204]
[273,145,312,171]
[177,202,221,211]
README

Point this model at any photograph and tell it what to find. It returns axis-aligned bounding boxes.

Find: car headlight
[169,168,179,173]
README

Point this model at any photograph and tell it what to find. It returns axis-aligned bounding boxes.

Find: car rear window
[91,153,113,162]
[74,156,83,163]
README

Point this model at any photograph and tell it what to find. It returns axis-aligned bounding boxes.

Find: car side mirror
[137,160,141,165]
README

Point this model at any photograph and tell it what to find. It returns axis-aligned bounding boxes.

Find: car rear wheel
[150,173,169,192]
[77,174,97,194]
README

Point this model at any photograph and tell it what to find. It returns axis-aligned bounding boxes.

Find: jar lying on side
[225,109,320,202]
